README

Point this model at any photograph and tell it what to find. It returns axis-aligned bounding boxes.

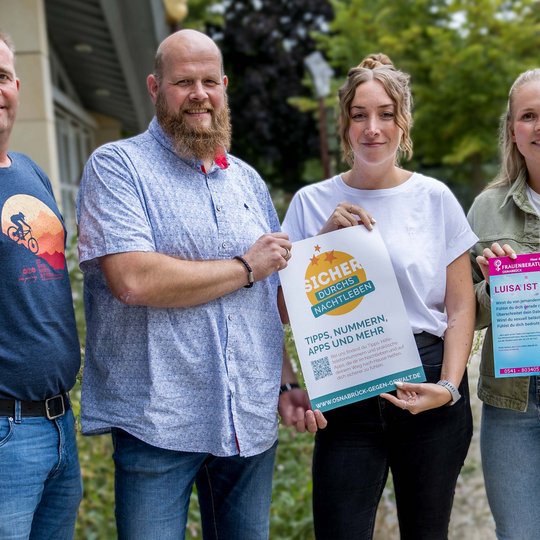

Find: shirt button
[216,205,222,212]
[228,314,233,321]
[222,242,229,249]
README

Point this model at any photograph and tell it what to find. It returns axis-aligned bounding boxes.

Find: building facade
[2,0,186,235]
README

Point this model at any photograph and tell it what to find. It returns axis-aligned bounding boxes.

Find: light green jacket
[467,171,540,411]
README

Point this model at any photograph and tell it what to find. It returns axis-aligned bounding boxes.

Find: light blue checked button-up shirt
[77,118,283,457]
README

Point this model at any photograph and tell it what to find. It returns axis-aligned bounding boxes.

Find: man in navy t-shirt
[0,31,82,539]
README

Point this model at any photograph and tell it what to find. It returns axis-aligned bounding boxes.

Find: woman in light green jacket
[467,68,540,540]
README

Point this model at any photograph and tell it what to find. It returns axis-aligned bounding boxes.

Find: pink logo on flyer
[489,253,540,276]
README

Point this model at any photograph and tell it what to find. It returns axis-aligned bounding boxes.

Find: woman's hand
[278,388,328,433]
[319,202,376,235]
[380,381,453,414]
[476,242,517,284]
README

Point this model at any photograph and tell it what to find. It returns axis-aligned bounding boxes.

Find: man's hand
[243,232,292,281]
[278,387,328,433]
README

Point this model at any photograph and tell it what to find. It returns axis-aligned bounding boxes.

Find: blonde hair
[338,53,413,167]
[489,68,540,189]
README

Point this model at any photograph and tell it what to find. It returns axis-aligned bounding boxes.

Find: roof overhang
[46,0,169,133]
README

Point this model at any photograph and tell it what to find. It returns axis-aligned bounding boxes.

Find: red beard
[155,90,232,162]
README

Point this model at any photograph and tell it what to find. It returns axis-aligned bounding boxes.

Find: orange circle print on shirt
[304,245,375,318]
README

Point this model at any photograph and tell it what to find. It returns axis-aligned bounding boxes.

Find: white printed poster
[279,226,425,412]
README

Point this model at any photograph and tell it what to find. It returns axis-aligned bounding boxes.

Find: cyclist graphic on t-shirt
[10,212,29,236]
[8,212,39,254]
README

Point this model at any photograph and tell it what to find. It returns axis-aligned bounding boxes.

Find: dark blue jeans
[312,338,472,540]
[111,428,277,540]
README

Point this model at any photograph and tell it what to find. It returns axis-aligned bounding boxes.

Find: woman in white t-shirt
[278,54,477,540]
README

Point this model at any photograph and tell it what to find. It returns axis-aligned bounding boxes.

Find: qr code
[312,356,332,381]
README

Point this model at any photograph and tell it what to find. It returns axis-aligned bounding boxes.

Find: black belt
[414,332,442,349]
[0,393,70,419]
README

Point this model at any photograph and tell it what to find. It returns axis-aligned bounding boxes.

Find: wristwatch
[437,380,461,406]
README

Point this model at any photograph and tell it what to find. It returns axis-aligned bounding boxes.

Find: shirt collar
[501,170,534,213]
[148,117,230,173]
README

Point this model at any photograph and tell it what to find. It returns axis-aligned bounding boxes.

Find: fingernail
[510,253,517,259]
[395,381,403,387]
[371,218,377,223]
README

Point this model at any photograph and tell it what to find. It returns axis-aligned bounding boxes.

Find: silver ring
[283,247,291,261]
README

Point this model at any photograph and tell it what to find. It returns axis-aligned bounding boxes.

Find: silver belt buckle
[45,395,65,420]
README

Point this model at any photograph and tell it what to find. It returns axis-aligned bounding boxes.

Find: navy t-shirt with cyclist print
[0,152,80,400]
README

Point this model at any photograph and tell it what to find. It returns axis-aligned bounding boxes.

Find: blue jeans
[111,428,277,540]
[481,377,540,540]
[312,337,473,540]
[0,408,82,540]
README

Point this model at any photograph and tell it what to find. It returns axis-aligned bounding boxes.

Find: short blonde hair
[338,53,413,167]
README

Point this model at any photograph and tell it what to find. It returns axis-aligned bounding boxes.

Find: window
[51,48,95,240]
[54,108,94,239]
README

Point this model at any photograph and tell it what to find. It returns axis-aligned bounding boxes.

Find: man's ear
[147,74,159,104]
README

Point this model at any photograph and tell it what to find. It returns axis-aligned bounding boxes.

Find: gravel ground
[373,341,497,539]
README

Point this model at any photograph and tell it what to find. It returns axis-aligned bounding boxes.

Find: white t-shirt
[526,183,540,216]
[282,172,478,336]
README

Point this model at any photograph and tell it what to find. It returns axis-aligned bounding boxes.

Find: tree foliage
[208,0,334,189]
[177,0,224,30]
[182,0,540,202]
[317,0,540,201]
